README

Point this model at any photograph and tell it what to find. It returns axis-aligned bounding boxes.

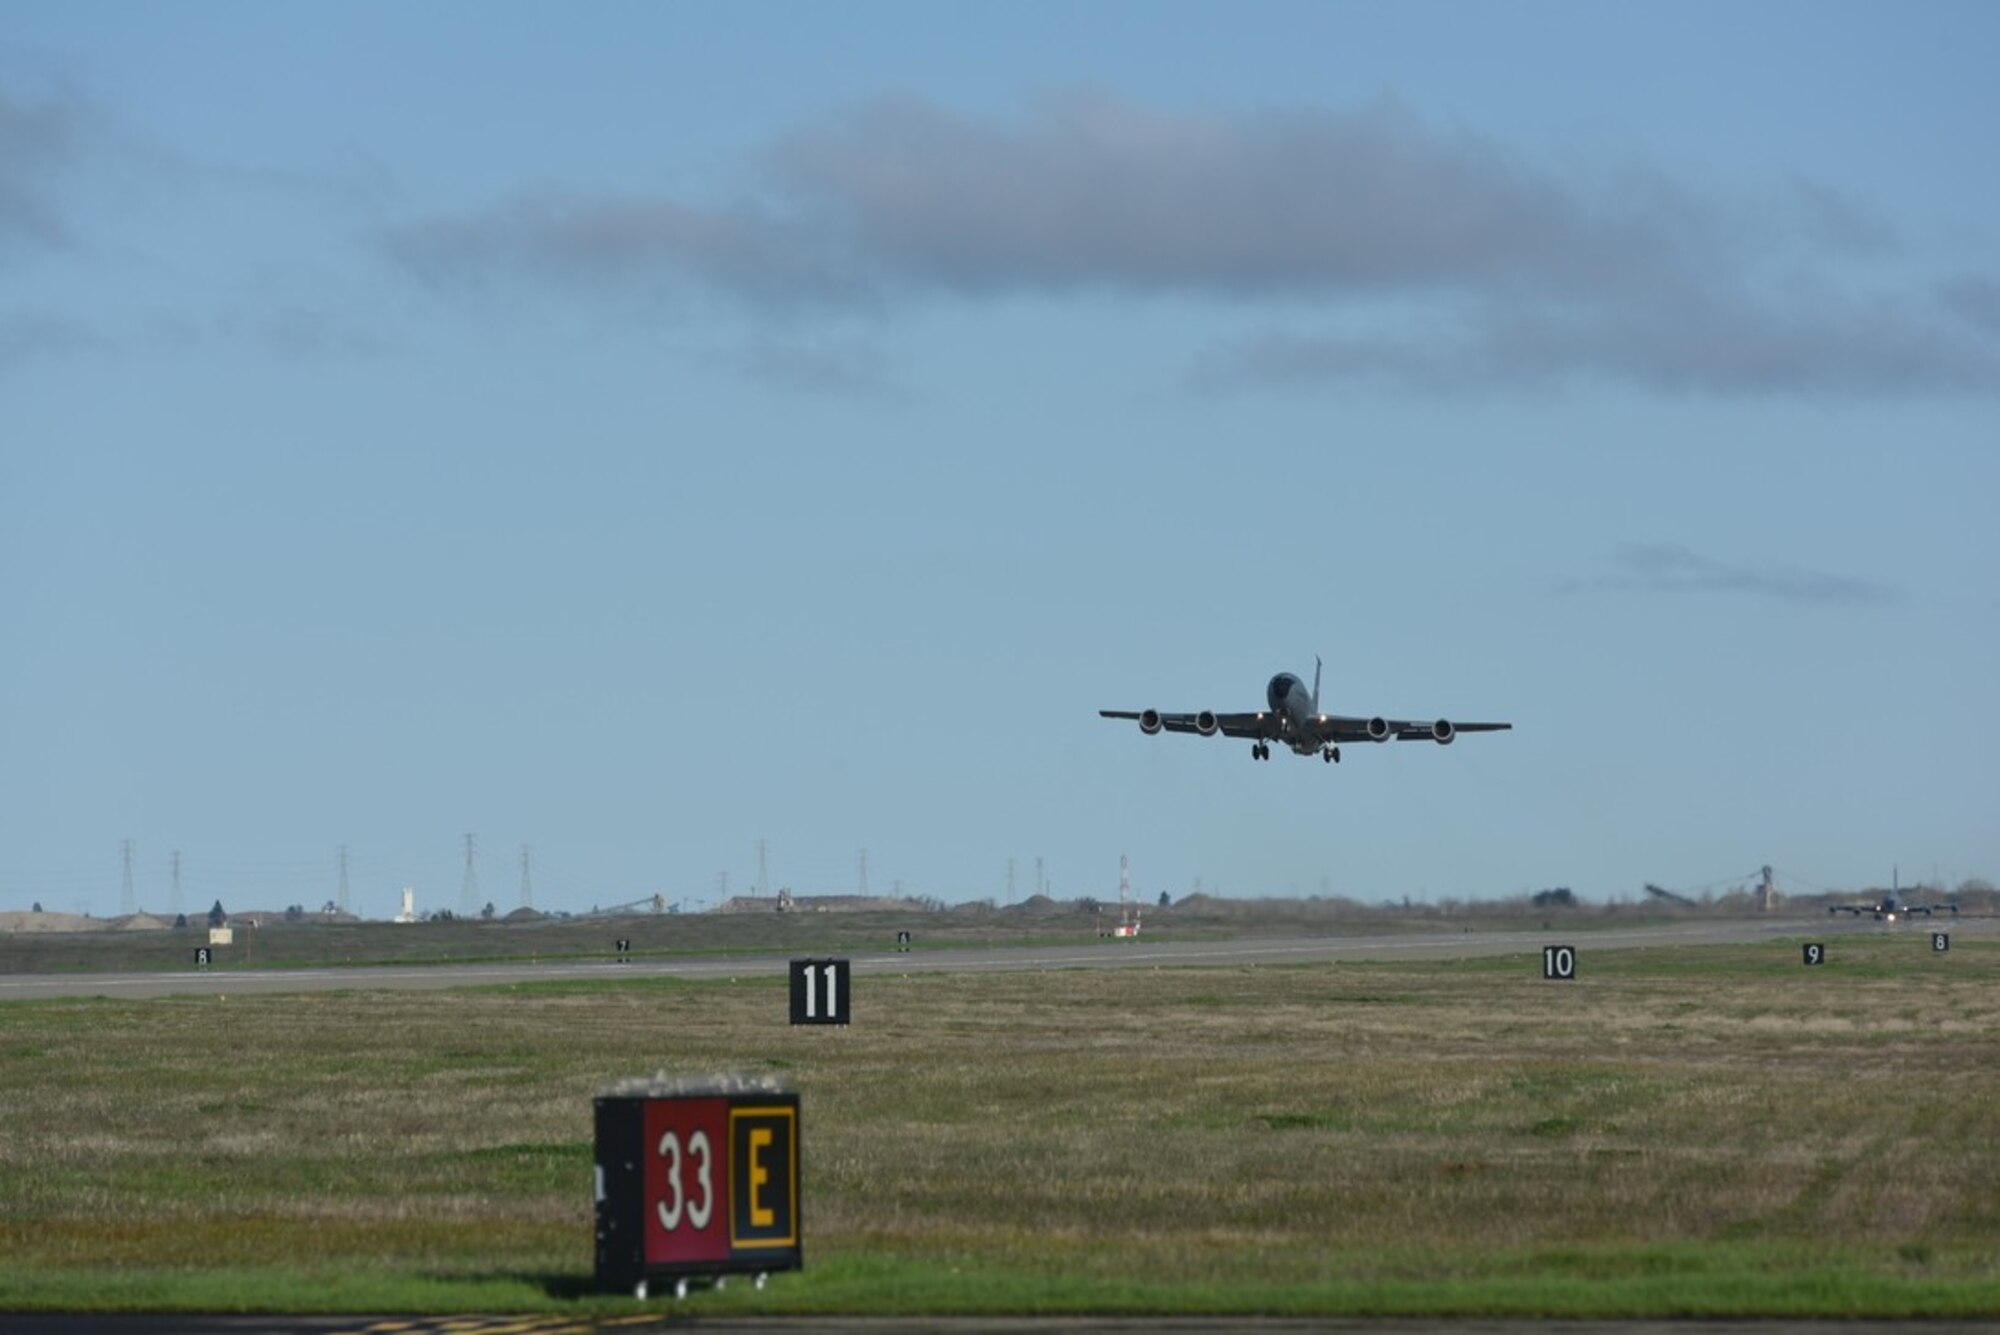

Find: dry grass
[3,934,1999,1312]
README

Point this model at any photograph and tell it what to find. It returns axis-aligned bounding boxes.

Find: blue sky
[4,2,1996,917]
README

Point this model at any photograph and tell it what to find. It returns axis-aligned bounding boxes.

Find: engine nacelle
[1139,709,1164,735]
[1431,719,1456,745]
[1195,710,1220,737]
[1366,716,1392,742]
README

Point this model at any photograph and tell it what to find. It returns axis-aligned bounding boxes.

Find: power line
[461,833,478,917]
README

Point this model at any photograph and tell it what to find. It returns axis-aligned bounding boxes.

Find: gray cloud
[1199,281,2000,396]
[0,84,89,254]
[378,191,865,311]
[1563,543,1900,606]
[723,336,897,399]
[0,311,101,373]
[375,93,2000,398]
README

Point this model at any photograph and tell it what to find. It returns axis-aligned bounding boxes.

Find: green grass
[4,933,2000,1316]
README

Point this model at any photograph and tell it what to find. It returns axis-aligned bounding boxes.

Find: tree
[1157,891,1173,908]
[31,901,43,914]
[481,902,496,920]
[173,913,189,930]
[208,900,227,927]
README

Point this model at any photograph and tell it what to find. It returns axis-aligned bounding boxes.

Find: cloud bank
[0,84,88,255]
[1563,543,1900,606]
[364,92,1998,397]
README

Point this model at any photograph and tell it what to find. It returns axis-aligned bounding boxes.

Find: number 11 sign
[789,958,851,1026]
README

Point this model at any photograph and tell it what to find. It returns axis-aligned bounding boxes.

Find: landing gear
[1251,742,1270,761]
[1322,745,1340,764]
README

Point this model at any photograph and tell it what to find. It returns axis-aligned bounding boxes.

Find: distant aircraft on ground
[1829,870,1959,921]
[1099,659,1511,763]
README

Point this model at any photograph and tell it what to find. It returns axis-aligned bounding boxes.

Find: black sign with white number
[1803,942,1826,966]
[615,938,631,959]
[1541,945,1576,981]
[1932,932,1950,953]
[896,931,911,953]
[789,958,850,1025]
[195,947,212,967]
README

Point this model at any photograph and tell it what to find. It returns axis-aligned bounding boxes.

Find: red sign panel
[641,1096,730,1266]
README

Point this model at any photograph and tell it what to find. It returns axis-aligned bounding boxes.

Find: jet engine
[1139,709,1164,735]
[1431,719,1456,745]
[1195,710,1220,737]
[1366,716,1392,742]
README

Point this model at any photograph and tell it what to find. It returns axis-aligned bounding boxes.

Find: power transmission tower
[519,845,534,911]
[1006,858,1016,901]
[171,850,182,915]
[757,840,768,897]
[337,845,350,914]
[121,839,135,916]
[461,834,478,917]
[716,871,729,902]
[859,849,869,896]
[1036,856,1046,897]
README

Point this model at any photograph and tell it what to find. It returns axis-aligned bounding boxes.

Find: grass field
[3,930,1998,1316]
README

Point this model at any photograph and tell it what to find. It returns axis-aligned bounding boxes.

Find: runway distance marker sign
[790,958,850,1025]
[1541,945,1576,981]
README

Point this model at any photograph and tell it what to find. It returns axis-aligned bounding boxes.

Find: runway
[1,913,1949,1002]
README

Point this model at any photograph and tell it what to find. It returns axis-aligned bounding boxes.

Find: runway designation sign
[595,1087,801,1295]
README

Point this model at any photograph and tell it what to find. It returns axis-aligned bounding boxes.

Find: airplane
[1099,658,1511,763]
[1828,870,1959,922]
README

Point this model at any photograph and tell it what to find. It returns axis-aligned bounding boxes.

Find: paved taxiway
[3,914,1973,1002]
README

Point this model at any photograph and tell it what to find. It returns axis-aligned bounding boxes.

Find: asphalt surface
[2,913,1952,1001]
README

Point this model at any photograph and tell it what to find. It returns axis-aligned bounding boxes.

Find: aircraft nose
[1267,674,1295,712]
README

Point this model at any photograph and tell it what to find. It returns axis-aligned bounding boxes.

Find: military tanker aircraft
[1100,658,1511,763]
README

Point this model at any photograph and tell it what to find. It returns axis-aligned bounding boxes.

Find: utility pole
[121,839,135,917]
[1006,857,1016,901]
[171,850,182,916]
[337,845,350,914]
[461,833,478,917]
[859,849,869,896]
[519,845,534,911]
[757,840,768,898]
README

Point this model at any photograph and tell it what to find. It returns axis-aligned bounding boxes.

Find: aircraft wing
[1307,716,1514,743]
[1097,710,1283,739]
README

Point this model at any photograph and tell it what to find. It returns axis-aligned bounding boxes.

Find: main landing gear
[1251,742,1271,761]
[1322,745,1341,764]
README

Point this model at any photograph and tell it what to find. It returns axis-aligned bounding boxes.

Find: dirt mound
[0,911,101,933]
